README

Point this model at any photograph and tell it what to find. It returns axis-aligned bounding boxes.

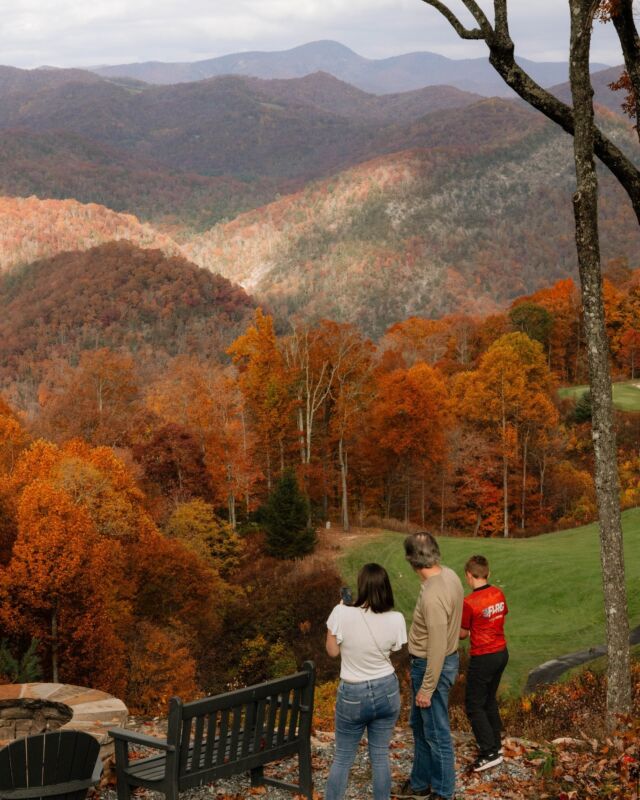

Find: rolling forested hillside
[0,241,255,388]
[183,100,640,336]
[0,196,180,273]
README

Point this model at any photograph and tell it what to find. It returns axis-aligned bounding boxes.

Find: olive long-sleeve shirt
[408,565,464,695]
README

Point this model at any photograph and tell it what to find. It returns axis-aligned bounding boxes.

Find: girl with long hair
[324,563,407,799]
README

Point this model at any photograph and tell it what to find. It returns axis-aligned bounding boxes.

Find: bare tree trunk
[297,403,305,464]
[501,378,509,538]
[227,464,236,529]
[241,408,250,513]
[521,430,529,531]
[538,451,547,511]
[338,437,350,532]
[570,0,631,722]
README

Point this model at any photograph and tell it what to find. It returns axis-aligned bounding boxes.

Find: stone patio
[0,683,128,761]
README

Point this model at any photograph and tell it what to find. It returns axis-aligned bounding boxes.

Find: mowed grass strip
[559,381,640,411]
[339,508,640,695]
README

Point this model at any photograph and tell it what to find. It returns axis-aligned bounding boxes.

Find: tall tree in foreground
[418,0,633,721]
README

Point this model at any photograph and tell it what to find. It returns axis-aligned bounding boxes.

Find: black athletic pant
[465,648,509,757]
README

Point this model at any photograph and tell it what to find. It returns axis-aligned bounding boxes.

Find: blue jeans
[409,654,459,800]
[325,672,401,800]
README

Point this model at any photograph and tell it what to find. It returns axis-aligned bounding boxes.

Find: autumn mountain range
[1,44,639,358]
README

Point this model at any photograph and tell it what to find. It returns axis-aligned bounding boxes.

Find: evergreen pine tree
[263,469,317,559]
[0,638,42,683]
[574,390,592,423]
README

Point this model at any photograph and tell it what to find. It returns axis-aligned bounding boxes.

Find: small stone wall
[0,698,72,739]
[0,683,128,761]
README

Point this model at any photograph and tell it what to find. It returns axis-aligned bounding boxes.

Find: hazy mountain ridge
[90,40,610,96]
[0,68,488,221]
[0,129,277,229]
[0,62,629,230]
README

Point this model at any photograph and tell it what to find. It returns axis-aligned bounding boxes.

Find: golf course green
[339,509,640,695]
[559,381,640,412]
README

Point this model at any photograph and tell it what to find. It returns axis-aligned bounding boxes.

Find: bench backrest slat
[179,718,192,770]
[215,709,230,766]
[240,700,256,758]
[229,705,242,762]
[41,733,61,786]
[203,712,217,769]
[190,716,205,773]
[287,688,302,743]
[275,689,290,747]
[252,698,267,755]
[26,735,44,789]
[8,741,27,789]
[264,694,279,748]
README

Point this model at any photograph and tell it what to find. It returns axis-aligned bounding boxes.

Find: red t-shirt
[461,584,508,656]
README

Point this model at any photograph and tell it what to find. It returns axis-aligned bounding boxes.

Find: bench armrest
[108,727,175,751]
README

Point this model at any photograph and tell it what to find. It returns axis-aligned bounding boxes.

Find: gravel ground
[100,721,540,800]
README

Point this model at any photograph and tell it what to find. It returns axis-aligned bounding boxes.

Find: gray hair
[404,532,441,570]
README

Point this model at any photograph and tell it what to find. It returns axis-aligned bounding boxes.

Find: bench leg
[164,780,179,800]
[251,766,265,787]
[115,771,132,800]
[298,742,313,800]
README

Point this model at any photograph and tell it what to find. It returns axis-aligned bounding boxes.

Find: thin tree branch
[420,0,485,39]
[493,0,511,39]
[460,0,493,33]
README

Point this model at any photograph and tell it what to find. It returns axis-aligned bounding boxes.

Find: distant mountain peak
[89,41,610,96]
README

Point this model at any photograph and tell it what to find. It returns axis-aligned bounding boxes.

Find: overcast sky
[0,0,623,69]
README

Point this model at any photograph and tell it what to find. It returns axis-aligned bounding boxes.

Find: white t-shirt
[326,604,407,682]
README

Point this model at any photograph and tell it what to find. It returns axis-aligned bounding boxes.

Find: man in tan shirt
[395,532,463,800]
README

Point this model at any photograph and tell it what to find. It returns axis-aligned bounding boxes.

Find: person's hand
[415,690,431,707]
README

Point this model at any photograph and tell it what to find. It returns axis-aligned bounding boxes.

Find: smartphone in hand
[340,586,353,605]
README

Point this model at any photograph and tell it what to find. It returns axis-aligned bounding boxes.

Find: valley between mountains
[1,54,638,342]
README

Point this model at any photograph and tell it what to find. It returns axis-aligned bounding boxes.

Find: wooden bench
[109,661,315,800]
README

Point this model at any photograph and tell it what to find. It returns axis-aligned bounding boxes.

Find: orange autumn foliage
[0,479,127,693]
[126,622,199,714]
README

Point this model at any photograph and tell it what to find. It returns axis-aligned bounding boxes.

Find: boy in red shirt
[460,555,509,772]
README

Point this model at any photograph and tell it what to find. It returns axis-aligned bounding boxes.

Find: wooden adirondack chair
[0,730,102,800]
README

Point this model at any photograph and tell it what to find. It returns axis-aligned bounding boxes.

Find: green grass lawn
[339,509,640,695]
[559,381,640,411]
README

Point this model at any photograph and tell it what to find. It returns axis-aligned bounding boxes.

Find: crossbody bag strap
[359,608,392,665]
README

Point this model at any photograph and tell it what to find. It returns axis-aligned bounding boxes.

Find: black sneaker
[472,752,503,772]
[393,779,431,798]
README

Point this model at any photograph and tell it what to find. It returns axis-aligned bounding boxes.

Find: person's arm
[415,592,448,706]
[460,598,472,641]
[326,630,340,658]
